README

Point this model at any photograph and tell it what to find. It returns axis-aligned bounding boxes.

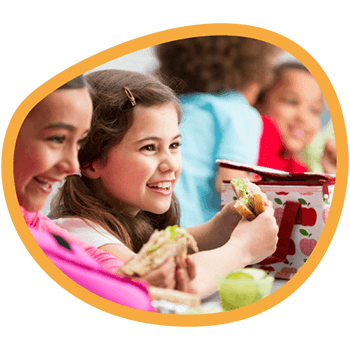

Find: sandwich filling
[231,178,251,206]
[149,225,187,252]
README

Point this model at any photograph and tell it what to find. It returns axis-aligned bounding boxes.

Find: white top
[53,217,125,248]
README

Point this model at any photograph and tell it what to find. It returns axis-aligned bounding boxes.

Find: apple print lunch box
[217,159,336,280]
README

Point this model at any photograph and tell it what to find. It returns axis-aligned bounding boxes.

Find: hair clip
[123,86,136,107]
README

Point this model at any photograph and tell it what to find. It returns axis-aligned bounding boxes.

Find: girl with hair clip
[52,69,279,299]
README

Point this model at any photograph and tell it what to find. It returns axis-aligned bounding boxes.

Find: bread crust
[121,226,198,277]
[149,287,200,307]
[231,178,265,220]
[234,198,256,221]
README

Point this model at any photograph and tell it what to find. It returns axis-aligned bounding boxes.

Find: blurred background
[41,44,331,216]
[89,46,331,126]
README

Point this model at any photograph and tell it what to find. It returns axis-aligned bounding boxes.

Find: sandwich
[230,178,266,221]
[121,225,199,277]
[148,286,200,308]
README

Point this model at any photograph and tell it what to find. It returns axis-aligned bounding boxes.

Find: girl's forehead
[125,103,180,138]
[27,88,92,128]
[272,69,321,95]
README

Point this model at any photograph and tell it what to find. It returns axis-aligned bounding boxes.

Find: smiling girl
[52,69,279,299]
[255,62,325,172]
[14,76,136,274]
[14,77,92,213]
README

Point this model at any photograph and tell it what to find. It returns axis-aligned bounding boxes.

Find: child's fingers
[185,257,196,280]
[175,267,187,292]
[174,256,197,292]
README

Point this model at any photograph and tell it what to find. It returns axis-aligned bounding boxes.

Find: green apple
[217,268,274,311]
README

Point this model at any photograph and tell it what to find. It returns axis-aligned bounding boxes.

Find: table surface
[201,278,288,308]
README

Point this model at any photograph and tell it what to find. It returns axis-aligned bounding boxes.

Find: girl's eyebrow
[137,134,182,143]
[44,122,75,130]
[44,123,90,135]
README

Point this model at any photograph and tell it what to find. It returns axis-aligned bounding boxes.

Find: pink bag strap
[259,201,301,265]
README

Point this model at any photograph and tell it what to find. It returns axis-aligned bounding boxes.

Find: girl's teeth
[35,177,52,191]
[149,182,170,189]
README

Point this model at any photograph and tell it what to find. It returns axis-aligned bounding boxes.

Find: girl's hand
[139,257,177,289]
[174,256,198,295]
[116,255,197,293]
[229,205,279,266]
[218,186,273,234]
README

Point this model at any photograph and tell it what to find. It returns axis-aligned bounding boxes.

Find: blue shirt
[175,92,262,227]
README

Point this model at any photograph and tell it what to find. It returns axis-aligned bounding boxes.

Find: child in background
[13,76,155,310]
[155,36,282,227]
[255,62,325,173]
[52,69,279,299]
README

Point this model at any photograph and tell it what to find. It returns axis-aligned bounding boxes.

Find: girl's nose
[159,153,180,173]
[56,146,80,176]
[295,104,309,123]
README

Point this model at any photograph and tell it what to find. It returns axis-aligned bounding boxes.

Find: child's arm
[187,201,242,250]
[189,205,279,299]
[99,242,136,263]
[188,191,272,251]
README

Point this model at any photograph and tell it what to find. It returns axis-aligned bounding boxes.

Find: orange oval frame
[2,23,348,327]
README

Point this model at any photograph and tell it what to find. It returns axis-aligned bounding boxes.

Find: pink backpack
[29,226,155,312]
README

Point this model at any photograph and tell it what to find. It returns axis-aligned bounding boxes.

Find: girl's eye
[47,135,66,144]
[78,136,88,148]
[141,144,156,152]
[283,98,297,105]
[310,108,321,116]
[170,141,181,149]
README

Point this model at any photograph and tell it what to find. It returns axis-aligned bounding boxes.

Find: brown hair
[255,61,311,108]
[155,36,282,94]
[52,69,182,252]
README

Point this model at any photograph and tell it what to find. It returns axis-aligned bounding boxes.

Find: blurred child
[155,36,282,227]
[13,76,155,310]
[255,62,325,173]
[52,69,279,299]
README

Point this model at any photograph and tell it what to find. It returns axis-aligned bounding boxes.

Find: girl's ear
[81,159,103,179]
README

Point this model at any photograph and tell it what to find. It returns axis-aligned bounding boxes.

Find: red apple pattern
[220,182,333,279]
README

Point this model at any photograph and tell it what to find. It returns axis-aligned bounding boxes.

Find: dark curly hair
[155,36,282,94]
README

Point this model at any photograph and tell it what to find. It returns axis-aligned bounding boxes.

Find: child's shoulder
[53,216,125,248]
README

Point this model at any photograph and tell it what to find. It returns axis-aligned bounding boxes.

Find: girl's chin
[146,204,172,215]
[20,192,49,213]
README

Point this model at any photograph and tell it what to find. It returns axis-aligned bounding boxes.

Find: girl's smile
[146,180,175,196]
[87,102,182,216]
[260,69,323,157]
[14,88,92,212]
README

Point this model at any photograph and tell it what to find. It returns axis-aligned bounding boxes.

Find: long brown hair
[52,69,182,252]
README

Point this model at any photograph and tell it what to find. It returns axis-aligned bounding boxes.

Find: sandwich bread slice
[230,178,266,221]
[121,225,198,277]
